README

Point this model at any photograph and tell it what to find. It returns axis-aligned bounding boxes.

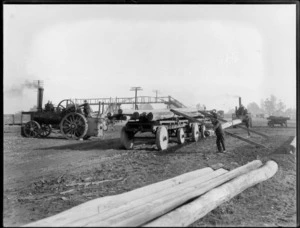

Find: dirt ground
[3,118,297,227]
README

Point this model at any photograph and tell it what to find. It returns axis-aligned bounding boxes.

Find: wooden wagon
[118,109,210,151]
[267,116,290,127]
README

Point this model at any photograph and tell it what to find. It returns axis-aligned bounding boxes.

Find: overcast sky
[3,4,296,114]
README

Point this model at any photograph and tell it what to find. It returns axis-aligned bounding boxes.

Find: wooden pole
[144,160,278,227]
[198,110,269,138]
[24,167,216,227]
[123,108,204,121]
[25,160,262,227]
[221,119,242,129]
[94,160,262,227]
[55,169,229,227]
[170,109,205,124]
[224,131,269,149]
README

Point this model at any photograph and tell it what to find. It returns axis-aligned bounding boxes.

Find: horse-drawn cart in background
[267,116,290,127]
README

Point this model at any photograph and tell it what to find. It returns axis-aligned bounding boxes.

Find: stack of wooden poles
[120,108,205,122]
[24,159,278,227]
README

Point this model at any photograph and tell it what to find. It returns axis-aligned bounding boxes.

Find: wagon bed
[267,116,290,127]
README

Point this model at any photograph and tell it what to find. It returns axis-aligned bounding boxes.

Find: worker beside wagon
[212,113,226,153]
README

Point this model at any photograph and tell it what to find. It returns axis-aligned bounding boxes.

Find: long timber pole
[172,109,268,149]
[224,131,269,149]
[198,110,269,138]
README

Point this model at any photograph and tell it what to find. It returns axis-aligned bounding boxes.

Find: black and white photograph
[3,2,297,227]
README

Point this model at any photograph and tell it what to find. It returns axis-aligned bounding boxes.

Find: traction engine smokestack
[239,97,242,107]
[37,87,44,112]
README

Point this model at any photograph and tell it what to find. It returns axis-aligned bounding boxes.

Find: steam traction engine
[21,86,107,139]
[232,97,253,128]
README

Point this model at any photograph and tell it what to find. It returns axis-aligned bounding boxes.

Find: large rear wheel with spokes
[60,113,88,139]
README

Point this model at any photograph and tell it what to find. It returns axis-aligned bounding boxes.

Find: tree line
[231,95,295,118]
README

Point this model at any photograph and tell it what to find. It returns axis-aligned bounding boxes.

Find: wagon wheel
[60,113,88,140]
[23,121,41,138]
[39,124,52,138]
[120,127,134,149]
[200,124,206,139]
[156,126,169,151]
[191,123,200,142]
[176,128,185,144]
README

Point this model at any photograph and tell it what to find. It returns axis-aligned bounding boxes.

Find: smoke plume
[5,80,39,97]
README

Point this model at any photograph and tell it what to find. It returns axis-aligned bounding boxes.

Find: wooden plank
[224,131,269,149]
[144,160,278,227]
[24,167,216,227]
[198,110,269,138]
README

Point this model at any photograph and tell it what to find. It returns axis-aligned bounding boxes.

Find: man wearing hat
[211,112,226,153]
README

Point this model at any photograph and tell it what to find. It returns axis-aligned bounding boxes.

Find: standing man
[212,114,226,153]
[244,114,251,137]
[79,100,92,118]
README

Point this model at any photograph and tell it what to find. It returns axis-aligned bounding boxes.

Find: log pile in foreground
[24,160,278,227]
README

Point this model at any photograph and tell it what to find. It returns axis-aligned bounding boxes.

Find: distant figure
[79,100,92,117]
[212,114,226,153]
[45,101,54,112]
[244,114,251,137]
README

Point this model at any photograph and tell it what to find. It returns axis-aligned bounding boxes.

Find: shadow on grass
[269,136,295,155]
[39,138,122,151]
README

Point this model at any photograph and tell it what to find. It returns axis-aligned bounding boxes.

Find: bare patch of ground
[3,118,297,227]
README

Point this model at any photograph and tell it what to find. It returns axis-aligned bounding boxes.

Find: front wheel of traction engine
[120,127,134,149]
[22,120,41,138]
[156,126,169,151]
[60,113,88,139]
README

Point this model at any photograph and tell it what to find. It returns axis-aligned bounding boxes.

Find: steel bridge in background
[71,96,186,114]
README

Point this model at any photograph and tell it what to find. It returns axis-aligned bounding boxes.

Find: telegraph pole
[130,87,142,110]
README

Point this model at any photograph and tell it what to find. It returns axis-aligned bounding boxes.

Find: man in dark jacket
[212,114,226,153]
[243,113,251,137]
[79,100,92,117]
